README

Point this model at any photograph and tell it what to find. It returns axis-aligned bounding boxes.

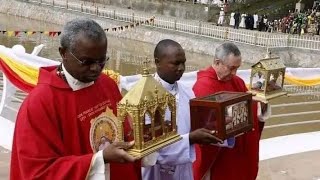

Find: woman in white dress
[253,13,259,29]
[239,13,246,28]
[230,12,235,26]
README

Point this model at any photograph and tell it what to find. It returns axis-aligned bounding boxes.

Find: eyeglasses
[69,50,109,66]
[220,61,240,72]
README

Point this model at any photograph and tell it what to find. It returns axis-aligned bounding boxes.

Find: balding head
[154,39,183,61]
[154,39,186,84]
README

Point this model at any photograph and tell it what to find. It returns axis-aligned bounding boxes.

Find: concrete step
[269,94,320,105]
[261,120,320,139]
[266,111,320,126]
[271,101,320,115]
[15,92,27,98]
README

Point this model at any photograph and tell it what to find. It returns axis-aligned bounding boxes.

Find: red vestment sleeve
[10,92,93,180]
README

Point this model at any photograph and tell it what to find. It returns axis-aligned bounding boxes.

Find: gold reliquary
[190,91,253,141]
[249,52,287,103]
[117,69,181,158]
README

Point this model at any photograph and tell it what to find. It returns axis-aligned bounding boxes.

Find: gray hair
[60,18,107,51]
[214,42,241,62]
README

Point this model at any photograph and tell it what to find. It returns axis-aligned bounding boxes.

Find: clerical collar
[61,64,94,91]
[154,73,178,95]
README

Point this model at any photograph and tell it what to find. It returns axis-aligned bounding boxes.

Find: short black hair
[154,39,182,60]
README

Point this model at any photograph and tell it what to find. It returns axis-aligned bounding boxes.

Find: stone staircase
[0,73,26,121]
[0,74,26,103]
[262,92,320,139]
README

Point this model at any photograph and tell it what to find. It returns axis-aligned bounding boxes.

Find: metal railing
[284,84,320,95]
[20,0,320,51]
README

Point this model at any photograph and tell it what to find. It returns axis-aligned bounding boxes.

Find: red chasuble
[10,66,141,180]
[192,66,261,180]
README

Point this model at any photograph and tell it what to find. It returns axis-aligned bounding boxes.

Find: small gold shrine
[249,50,287,103]
[117,68,181,158]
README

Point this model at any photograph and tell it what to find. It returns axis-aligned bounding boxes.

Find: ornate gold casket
[117,69,181,158]
[249,52,287,103]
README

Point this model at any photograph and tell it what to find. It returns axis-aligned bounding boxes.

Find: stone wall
[89,0,213,21]
[0,0,125,29]
[1,0,320,68]
[110,25,320,68]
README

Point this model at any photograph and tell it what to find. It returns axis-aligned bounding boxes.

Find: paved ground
[1,145,319,180]
[0,147,10,180]
[257,150,320,180]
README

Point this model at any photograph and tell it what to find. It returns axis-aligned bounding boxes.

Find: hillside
[226,0,315,21]
[83,0,316,22]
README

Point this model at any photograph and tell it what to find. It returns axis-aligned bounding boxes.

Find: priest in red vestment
[192,42,268,180]
[10,18,141,180]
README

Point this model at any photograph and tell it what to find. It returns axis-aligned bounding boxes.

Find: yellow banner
[7,31,14,37]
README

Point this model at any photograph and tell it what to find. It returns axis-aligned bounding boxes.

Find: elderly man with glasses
[10,18,141,180]
[192,42,269,180]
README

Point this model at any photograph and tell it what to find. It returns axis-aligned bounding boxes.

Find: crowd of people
[223,4,320,35]
[278,5,320,35]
